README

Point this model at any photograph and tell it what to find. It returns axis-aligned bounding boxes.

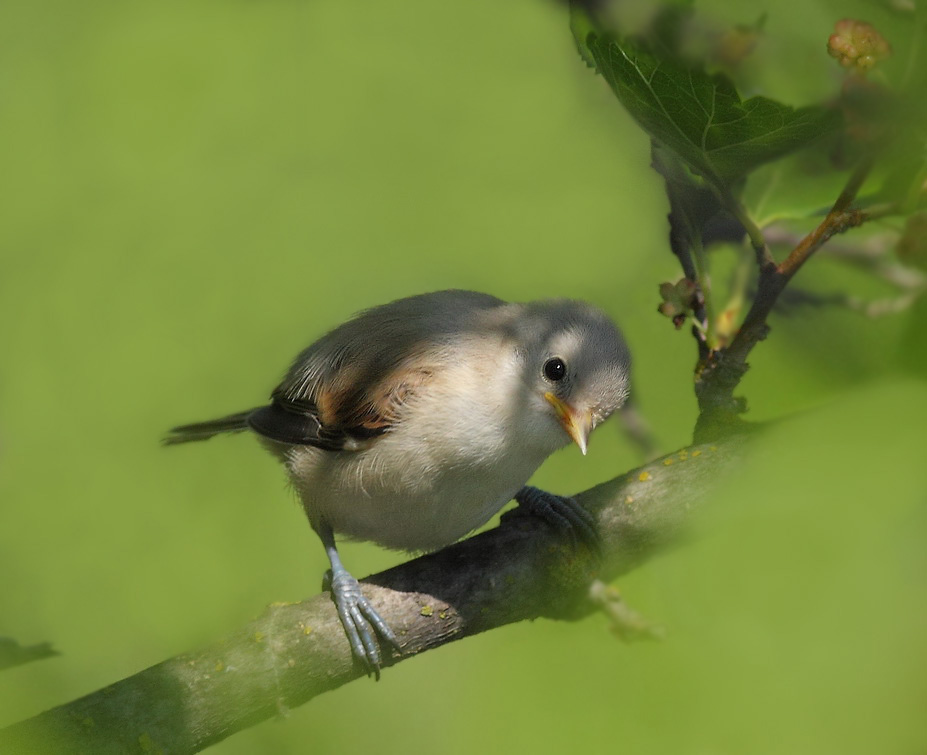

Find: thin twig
[692,159,876,436]
[778,158,875,278]
[724,190,776,268]
[764,225,925,291]
[714,247,753,348]
[691,235,719,350]
[729,159,874,354]
[775,287,925,317]
[843,291,923,317]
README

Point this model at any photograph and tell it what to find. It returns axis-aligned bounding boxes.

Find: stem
[723,189,776,268]
[843,290,923,317]
[778,158,874,278]
[737,159,873,342]
[715,247,752,346]
[693,159,875,434]
[691,235,718,350]
[731,246,752,305]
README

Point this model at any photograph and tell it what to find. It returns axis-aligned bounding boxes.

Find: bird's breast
[284,343,560,551]
[286,422,549,552]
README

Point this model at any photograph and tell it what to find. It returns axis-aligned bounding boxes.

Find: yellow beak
[544,392,593,455]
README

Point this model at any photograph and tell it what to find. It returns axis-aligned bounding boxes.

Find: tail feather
[163,409,259,445]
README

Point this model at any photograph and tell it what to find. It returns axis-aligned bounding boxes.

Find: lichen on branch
[0,440,743,754]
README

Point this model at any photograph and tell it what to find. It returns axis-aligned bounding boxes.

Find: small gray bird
[166,290,631,676]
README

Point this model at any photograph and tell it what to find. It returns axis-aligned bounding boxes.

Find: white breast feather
[284,336,563,551]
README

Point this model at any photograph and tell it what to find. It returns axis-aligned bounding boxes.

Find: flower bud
[827,19,891,74]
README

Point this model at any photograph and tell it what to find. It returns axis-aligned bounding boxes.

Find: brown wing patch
[358,366,433,431]
[312,363,434,440]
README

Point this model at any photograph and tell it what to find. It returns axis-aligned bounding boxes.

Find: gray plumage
[167,289,631,673]
[168,289,631,550]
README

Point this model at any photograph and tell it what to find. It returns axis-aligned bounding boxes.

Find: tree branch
[777,157,874,279]
[692,159,875,440]
[0,439,744,754]
[732,159,874,355]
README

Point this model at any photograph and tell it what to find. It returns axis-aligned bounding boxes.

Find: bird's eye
[543,357,567,382]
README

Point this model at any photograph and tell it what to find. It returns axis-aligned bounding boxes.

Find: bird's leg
[507,486,600,551]
[315,522,399,679]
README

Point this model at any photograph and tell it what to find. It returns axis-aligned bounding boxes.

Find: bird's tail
[163,409,258,445]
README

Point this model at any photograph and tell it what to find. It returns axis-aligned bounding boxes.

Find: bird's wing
[248,363,434,451]
[251,290,507,451]
[245,398,344,450]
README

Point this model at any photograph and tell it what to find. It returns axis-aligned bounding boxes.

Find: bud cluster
[827,19,891,73]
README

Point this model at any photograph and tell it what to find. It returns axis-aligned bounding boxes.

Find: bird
[165,289,631,676]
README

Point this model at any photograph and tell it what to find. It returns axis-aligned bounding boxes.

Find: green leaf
[741,151,846,227]
[580,26,841,190]
[569,2,598,69]
[652,141,726,255]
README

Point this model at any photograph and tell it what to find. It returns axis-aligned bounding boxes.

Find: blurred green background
[1,0,924,752]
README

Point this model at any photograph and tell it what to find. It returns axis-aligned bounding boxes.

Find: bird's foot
[506,485,600,552]
[323,567,400,680]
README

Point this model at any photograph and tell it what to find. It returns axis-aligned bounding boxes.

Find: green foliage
[570,0,926,381]
[1,0,925,753]
[740,152,843,227]
[576,19,841,191]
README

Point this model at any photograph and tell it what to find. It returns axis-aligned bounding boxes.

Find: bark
[0,438,743,754]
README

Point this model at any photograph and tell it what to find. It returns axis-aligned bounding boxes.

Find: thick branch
[0,439,743,754]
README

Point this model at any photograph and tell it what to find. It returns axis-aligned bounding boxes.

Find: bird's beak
[544,392,593,455]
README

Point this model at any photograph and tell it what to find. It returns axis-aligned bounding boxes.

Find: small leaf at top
[578,21,841,190]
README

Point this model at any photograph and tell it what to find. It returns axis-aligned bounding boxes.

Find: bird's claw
[325,568,400,680]
[508,486,601,552]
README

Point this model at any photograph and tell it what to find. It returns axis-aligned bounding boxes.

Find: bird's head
[516,300,631,455]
